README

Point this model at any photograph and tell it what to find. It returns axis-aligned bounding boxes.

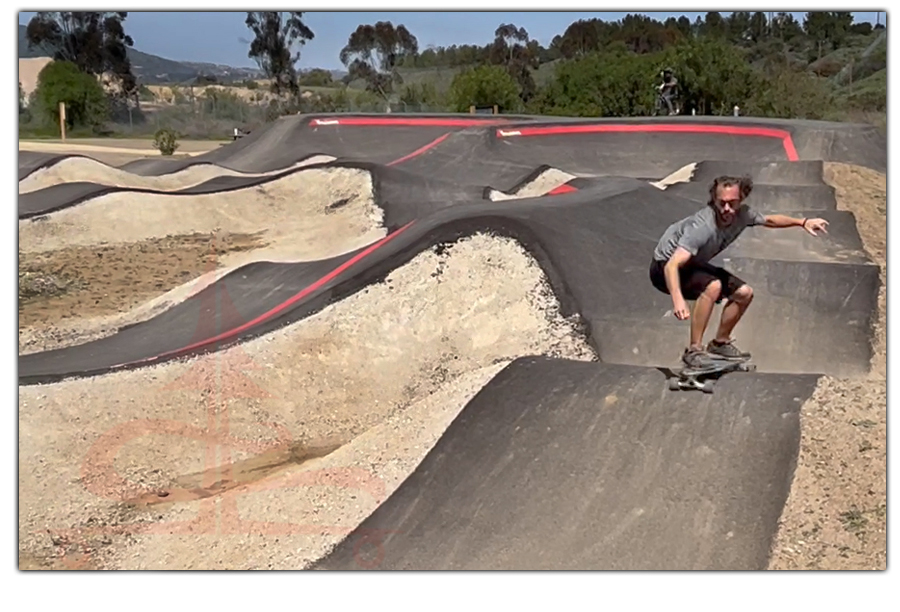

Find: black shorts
[649,259,746,302]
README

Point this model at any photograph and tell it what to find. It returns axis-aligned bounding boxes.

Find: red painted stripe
[780,136,799,161]
[117,221,417,369]
[310,117,509,127]
[387,133,450,166]
[497,123,799,161]
[501,123,791,138]
[547,184,578,196]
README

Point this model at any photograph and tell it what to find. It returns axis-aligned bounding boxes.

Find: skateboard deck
[667,355,756,393]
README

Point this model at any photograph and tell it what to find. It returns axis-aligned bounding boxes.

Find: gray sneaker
[682,347,712,368]
[707,339,750,361]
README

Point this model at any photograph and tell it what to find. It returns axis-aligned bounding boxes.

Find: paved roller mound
[18,165,384,255]
[18,154,337,195]
[18,113,885,570]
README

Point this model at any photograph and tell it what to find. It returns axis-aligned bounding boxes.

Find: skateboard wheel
[701,382,715,393]
[668,378,681,391]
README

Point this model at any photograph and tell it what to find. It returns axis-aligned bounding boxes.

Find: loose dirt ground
[766,162,886,570]
[19,137,223,172]
[18,234,597,570]
[20,138,223,153]
[18,139,219,161]
[18,231,266,340]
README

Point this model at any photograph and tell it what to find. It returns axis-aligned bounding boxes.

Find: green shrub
[152,128,180,155]
[448,65,521,112]
[33,60,109,131]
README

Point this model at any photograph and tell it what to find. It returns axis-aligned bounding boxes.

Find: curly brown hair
[708,175,754,209]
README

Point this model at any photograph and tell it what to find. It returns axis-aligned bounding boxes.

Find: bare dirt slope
[19,138,220,155]
[21,150,167,168]
[19,155,335,194]
[767,162,886,571]
[18,234,597,570]
[18,231,266,346]
[487,168,575,200]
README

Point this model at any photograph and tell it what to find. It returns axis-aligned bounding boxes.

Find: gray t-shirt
[653,205,766,264]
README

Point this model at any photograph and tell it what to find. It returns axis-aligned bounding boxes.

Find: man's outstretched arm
[763,214,829,236]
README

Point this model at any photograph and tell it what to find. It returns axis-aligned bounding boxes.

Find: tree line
[20,10,885,135]
[255,10,881,108]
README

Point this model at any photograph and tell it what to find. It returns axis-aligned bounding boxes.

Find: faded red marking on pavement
[547,183,578,196]
[309,117,509,127]
[496,123,800,162]
[388,133,451,166]
[115,221,417,369]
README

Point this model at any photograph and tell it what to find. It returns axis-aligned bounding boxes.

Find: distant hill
[18,23,262,84]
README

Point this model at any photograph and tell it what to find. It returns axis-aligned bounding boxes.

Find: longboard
[666,356,756,394]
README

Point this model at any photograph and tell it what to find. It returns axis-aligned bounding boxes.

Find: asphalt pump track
[18,113,885,570]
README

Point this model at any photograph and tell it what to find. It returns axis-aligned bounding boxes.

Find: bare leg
[715,286,753,342]
[689,280,722,349]
[715,301,748,341]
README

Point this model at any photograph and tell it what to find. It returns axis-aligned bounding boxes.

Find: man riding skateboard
[649,174,829,367]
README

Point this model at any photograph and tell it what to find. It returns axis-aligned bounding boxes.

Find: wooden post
[58,102,66,140]
[493,105,498,115]
[469,105,475,114]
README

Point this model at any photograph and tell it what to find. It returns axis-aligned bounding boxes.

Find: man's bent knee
[731,283,754,304]
[700,279,722,301]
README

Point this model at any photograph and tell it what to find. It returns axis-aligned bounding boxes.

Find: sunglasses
[715,198,742,211]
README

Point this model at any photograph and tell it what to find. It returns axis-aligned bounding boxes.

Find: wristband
[802,218,808,228]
